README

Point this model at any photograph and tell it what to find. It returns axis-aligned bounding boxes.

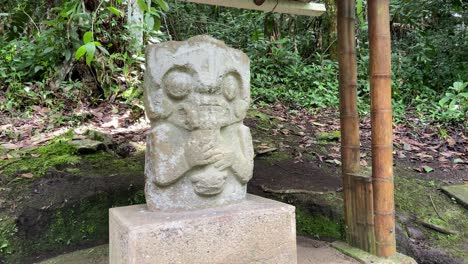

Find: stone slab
[40,237,358,264]
[109,194,297,264]
[441,184,468,209]
[331,241,417,264]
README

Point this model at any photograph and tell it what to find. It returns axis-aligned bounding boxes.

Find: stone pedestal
[109,195,297,264]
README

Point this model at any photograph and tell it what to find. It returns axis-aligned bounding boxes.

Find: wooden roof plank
[179,0,326,17]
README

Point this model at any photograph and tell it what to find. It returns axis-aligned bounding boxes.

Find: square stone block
[109,195,297,264]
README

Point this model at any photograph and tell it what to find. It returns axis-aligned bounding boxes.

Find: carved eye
[163,69,193,99]
[222,73,241,101]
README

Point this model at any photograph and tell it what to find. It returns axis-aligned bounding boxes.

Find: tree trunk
[322,0,338,60]
[127,0,144,54]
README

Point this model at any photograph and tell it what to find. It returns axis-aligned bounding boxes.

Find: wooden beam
[179,0,326,17]
[368,0,396,258]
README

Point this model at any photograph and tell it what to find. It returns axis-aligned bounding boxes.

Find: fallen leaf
[447,137,456,147]
[360,159,368,166]
[325,159,342,165]
[423,166,434,173]
[415,166,434,173]
[256,147,278,155]
[31,153,41,158]
[20,173,34,179]
[1,143,18,150]
[403,143,412,151]
[312,122,326,127]
[453,158,465,164]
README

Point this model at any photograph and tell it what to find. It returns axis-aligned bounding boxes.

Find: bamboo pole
[336,0,360,246]
[368,0,396,257]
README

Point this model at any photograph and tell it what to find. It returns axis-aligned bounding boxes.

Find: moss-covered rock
[0,131,79,183]
[296,207,344,240]
[394,167,468,261]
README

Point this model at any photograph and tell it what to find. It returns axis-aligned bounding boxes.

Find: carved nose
[197,84,221,94]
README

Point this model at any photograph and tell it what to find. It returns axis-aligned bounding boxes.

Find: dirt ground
[1,104,466,263]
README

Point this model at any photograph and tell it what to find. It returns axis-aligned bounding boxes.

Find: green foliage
[0,0,169,115]
[1,0,466,125]
[435,82,467,123]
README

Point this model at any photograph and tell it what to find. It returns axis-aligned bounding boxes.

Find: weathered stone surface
[143,35,254,210]
[406,226,426,241]
[69,139,105,153]
[109,195,297,264]
[441,184,468,209]
[331,241,417,264]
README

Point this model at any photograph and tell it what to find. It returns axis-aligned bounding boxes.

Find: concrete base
[109,194,297,264]
[331,241,417,264]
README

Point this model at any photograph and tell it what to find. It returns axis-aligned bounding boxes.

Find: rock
[109,195,297,264]
[406,226,425,240]
[69,139,105,153]
[395,223,412,256]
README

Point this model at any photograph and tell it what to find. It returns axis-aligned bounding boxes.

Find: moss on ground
[394,167,468,260]
[3,189,145,263]
[81,151,143,175]
[0,131,79,182]
[0,216,17,256]
[0,131,145,185]
[296,207,344,240]
[316,130,341,142]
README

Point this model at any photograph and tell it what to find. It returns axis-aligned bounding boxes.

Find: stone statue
[143,36,254,211]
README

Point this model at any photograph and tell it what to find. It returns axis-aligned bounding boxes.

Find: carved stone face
[144,36,254,211]
[144,36,250,131]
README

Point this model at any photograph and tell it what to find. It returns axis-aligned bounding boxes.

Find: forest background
[0,0,466,127]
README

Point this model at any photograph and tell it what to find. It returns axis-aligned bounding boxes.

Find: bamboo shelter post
[336,0,360,246]
[368,0,396,257]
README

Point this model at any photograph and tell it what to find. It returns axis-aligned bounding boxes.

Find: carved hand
[213,151,235,171]
[185,140,223,167]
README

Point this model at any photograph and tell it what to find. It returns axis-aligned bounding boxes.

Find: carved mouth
[199,104,222,110]
[192,181,226,196]
[190,168,227,196]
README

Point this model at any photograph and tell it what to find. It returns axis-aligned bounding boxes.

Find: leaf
[453,158,465,164]
[107,6,123,17]
[34,65,44,73]
[1,143,18,150]
[423,166,434,173]
[83,31,93,44]
[137,0,148,12]
[84,42,96,65]
[325,159,341,166]
[156,0,169,11]
[75,45,86,60]
[415,166,434,173]
[312,122,326,127]
[43,47,54,54]
[154,17,161,31]
[65,49,71,61]
[97,45,109,56]
[20,173,34,179]
[356,0,365,27]
[145,14,154,30]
